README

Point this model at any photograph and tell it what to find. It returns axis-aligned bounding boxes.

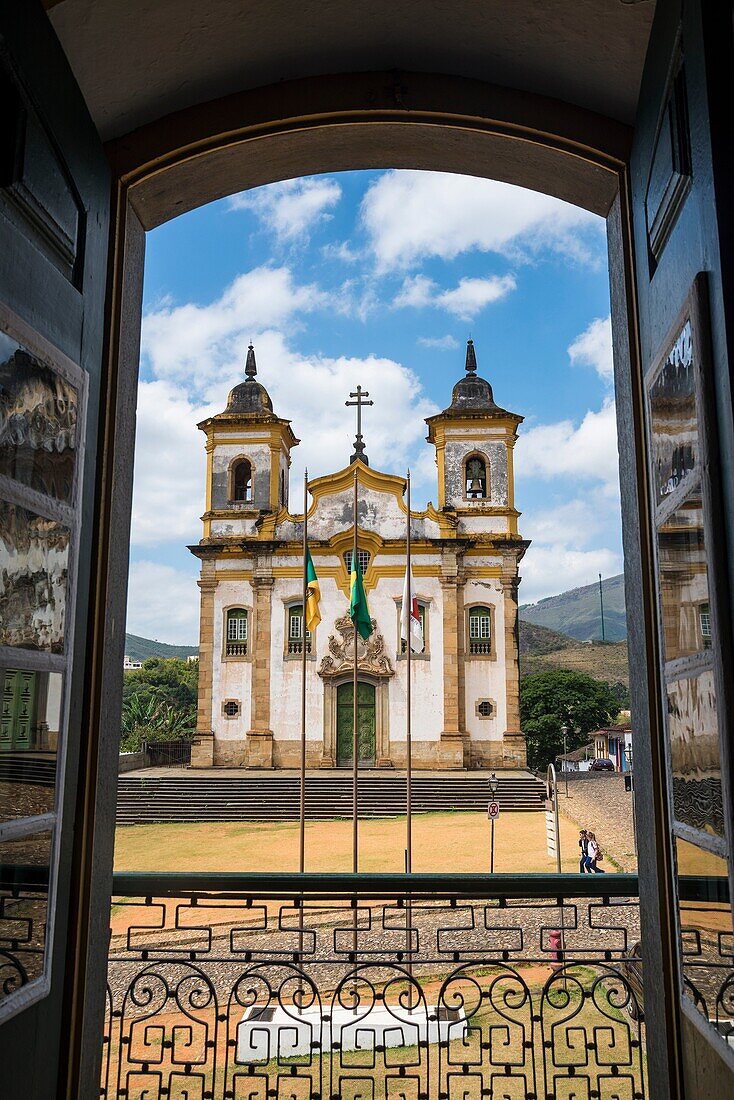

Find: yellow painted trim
[507,438,516,511]
[269,443,280,508]
[435,441,446,509]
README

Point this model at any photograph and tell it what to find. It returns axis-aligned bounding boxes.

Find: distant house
[123,655,143,671]
[556,726,633,772]
[590,726,633,771]
[186,655,199,663]
[556,743,594,772]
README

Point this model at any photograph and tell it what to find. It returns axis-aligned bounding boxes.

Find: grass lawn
[113,811,594,873]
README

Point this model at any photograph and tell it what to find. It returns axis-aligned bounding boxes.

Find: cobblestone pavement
[557,774,637,872]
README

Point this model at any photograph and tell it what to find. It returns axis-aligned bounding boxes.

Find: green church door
[0,670,37,753]
[336,682,376,767]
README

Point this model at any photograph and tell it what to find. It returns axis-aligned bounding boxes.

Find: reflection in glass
[676,838,734,1042]
[667,671,723,836]
[0,670,61,822]
[657,490,710,660]
[649,319,697,501]
[0,829,51,1006]
[0,500,69,652]
[0,332,78,503]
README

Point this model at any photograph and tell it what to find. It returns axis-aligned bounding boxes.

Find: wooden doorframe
[65,70,681,1099]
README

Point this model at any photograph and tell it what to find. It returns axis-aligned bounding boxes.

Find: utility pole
[598,573,606,642]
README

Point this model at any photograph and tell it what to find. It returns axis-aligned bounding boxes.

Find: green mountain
[124,633,198,661]
[519,573,627,642]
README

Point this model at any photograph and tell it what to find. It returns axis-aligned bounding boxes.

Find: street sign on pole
[487,801,500,820]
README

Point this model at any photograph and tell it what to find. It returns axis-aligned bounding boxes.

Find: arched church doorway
[336,682,376,767]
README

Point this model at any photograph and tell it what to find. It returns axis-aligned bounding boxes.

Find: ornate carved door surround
[318,614,394,767]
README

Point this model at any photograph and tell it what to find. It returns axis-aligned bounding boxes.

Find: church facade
[190,340,529,770]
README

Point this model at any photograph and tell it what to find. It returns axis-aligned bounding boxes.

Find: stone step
[115,772,546,823]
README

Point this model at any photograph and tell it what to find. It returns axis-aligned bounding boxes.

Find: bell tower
[198,344,299,523]
[425,339,522,534]
[425,340,528,770]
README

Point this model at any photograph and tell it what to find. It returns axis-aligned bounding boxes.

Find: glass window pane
[649,319,697,502]
[0,333,78,503]
[0,829,52,1008]
[0,670,62,822]
[657,489,710,661]
[667,670,724,837]
[675,838,734,1039]
[0,500,70,653]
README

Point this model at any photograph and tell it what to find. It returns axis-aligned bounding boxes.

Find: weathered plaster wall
[277,485,442,542]
[211,578,253,749]
[443,435,509,509]
[463,579,507,744]
[211,440,272,509]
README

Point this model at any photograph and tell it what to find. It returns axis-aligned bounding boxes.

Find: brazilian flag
[350,554,373,640]
[305,549,321,632]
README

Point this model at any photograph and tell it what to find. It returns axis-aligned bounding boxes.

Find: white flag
[400,564,424,653]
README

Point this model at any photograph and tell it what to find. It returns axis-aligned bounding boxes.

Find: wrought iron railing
[102,873,648,1100]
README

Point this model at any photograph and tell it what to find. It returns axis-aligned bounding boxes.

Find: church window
[476,699,494,719]
[468,606,492,655]
[399,602,428,655]
[344,549,370,575]
[232,458,253,503]
[280,469,286,506]
[222,699,241,718]
[225,608,248,656]
[287,604,312,655]
[699,602,712,648]
[465,454,488,499]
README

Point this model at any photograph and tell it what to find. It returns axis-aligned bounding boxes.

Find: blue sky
[128,170,621,644]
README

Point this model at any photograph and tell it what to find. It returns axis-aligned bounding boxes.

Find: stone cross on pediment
[318,614,395,679]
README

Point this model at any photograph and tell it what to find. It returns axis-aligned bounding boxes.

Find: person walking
[587,831,605,873]
[579,829,589,873]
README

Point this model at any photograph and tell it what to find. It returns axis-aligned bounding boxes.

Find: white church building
[190,340,529,770]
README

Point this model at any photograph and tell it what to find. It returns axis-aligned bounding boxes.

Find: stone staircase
[0,753,57,787]
[115,771,546,824]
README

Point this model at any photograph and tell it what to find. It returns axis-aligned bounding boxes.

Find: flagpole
[406,469,412,876]
[352,467,359,875]
[406,469,414,998]
[300,469,308,875]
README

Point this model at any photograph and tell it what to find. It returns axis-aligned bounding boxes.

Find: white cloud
[515,399,620,494]
[141,266,328,388]
[520,545,622,606]
[417,335,459,350]
[360,170,603,270]
[130,380,210,547]
[394,275,435,308]
[229,177,342,243]
[568,315,613,383]
[435,275,516,320]
[395,273,516,320]
[126,561,200,645]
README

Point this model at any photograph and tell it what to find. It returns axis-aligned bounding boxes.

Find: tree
[120,657,198,751]
[520,669,621,771]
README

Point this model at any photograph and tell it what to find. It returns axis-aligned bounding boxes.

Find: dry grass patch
[114,811,591,874]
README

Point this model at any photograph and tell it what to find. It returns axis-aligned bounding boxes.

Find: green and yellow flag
[349,554,373,640]
[305,549,321,632]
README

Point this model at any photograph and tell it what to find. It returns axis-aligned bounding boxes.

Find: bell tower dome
[198,344,299,525]
[425,339,522,535]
